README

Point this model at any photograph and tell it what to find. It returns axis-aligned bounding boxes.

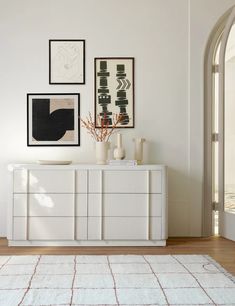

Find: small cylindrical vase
[113,133,125,160]
[95,141,110,165]
[133,138,145,164]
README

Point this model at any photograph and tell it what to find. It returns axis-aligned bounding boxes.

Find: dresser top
[9,163,166,171]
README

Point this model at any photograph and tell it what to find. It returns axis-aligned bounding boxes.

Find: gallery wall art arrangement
[27,39,135,147]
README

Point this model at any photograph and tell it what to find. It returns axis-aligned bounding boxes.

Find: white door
[218,8,235,241]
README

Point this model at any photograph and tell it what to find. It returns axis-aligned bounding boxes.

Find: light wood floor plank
[0,236,234,275]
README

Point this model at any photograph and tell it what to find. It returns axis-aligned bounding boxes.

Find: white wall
[1,0,235,237]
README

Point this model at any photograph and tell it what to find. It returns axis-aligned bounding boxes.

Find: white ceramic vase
[95,141,110,165]
[133,138,145,164]
[113,133,125,160]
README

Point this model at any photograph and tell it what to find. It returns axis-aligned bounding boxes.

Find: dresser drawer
[28,170,74,193]
[88,217,148,240]
[87,217,162,240]
[88,194,162,217]
[29,194,87,217]
[28,217,74,240]
[13,194,27,216]
[104,170,147,193]
[89,170,162,193]
[151,217,162,240]
[13,217,87,241]
[13,194,87,217]
[104,217,148,240]
[76,217,87,240]
[13,170,28,193]
[29,194,74,216]
[13,217,27,240]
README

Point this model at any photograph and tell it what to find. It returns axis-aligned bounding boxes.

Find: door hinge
[212,64,219,73]
[212,201,219,211]
[212,133,219,142]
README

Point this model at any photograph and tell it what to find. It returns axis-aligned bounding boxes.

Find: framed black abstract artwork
[49,40,85,84]
[94,57,134,128]
[27,93,80,146]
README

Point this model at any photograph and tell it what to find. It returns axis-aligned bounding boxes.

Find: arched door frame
[203,6,235,236]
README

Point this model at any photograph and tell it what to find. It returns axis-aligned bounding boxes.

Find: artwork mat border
[27,93,80,147]
[94,57,135,128]
[49,39,85,84]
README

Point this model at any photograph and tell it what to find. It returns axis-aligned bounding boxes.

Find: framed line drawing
[27,93,80,146]
[94,57,135,128]
[49,40,85,84]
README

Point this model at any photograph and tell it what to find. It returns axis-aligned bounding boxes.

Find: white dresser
[8,164,168,246]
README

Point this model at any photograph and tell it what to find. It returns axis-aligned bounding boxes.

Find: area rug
[0,254,235,305]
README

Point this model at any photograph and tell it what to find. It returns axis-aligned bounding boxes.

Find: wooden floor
[0,236,235,275]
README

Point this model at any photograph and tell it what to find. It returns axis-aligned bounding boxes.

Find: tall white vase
[133,138,145,164]
[113,133,125,160]
[95,141,110,165]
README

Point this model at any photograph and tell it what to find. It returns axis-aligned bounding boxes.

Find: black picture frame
[94,57,135,128]
[27,93,80,146]
[49,39,85,84]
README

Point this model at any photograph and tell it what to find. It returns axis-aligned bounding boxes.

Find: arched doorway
[204,6,235,241]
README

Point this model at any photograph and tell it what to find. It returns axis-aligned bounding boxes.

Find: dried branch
[80,112,123,142]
